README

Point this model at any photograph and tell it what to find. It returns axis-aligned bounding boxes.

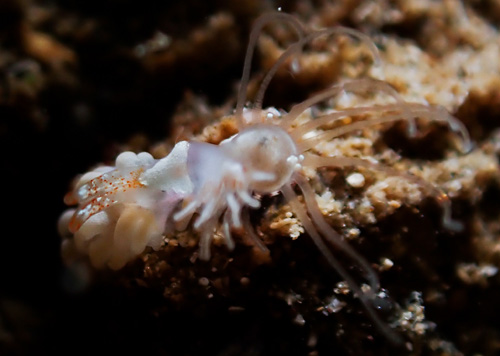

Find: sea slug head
[221,124,298,194]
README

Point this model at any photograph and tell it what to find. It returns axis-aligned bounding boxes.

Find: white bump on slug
[140,141,193,195]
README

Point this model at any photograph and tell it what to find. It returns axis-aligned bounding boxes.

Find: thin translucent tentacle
[173,200,198,222]
[237,190,261,208]
[199,229,213,261]
[242,208,269,253]
[291,103,401,142]
[293,173,380,291]
[194,194,220,229]
[296,105,470,153]
[226,192,243,228]
[283,78,409,131]
[303,154,463,231]
[236,13,306,129]
[199,218,218,261]
[433,105,472,153]
[282,182,402,345]
[297,111,409,152]
[255,28,381,123]
[223,211,236,250]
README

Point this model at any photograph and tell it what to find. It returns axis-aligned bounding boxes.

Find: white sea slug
[59,12,471,343]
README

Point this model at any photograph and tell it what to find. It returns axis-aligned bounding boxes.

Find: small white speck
[334,281,350,295]
[346,228,360,238]
[402,311,412,320]
[480,265,498,277]
[361,283,372,294]
[228,306,245,312]
[380,257,394,271]
[291,58,300,73]
[301,131,318,140]
[346,172,365,188]
[240,277,250,286]
[198,277,210,286]
[293,314,306,326]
